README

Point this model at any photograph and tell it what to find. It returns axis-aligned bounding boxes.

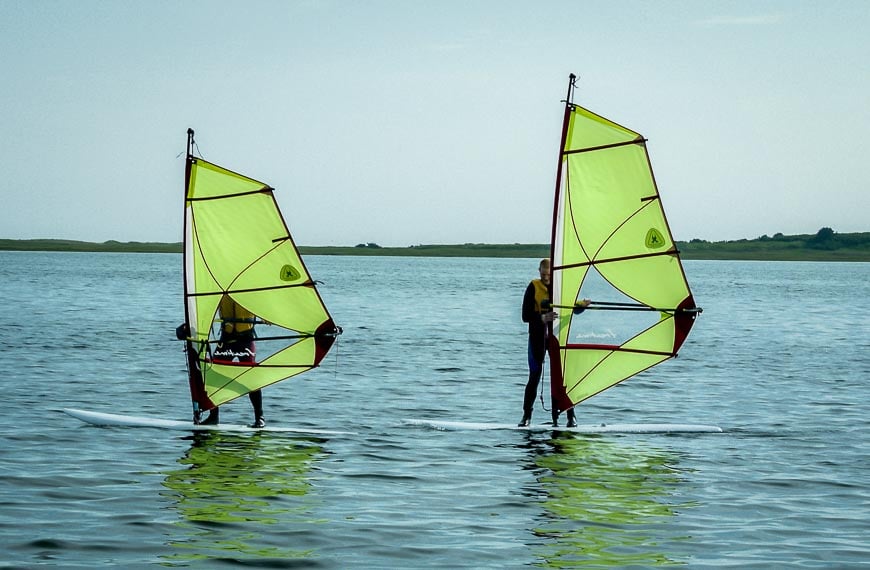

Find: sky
[1,0,868,247]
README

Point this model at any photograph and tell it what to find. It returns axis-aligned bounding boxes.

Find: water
[1,252,868,568]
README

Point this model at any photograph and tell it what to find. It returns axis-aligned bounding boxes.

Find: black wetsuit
[520,279,576,425]
[521,279,549,417]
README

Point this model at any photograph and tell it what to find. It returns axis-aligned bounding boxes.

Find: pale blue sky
[1,1,867,246]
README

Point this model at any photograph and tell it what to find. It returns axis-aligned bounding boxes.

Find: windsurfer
[519,258,588,427]
[200,295,265,428]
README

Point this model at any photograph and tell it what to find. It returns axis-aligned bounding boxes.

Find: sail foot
[546,336,574,413]
[185,340,217,419]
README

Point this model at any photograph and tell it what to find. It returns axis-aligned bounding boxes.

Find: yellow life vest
[219,296,255,335]
[530,279,550,313]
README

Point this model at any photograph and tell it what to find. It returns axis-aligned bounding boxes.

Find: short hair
[539,258,550,270]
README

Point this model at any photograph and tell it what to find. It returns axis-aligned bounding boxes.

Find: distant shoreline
[1,231,868,261]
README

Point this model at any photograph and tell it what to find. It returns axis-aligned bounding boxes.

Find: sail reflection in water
[160,432,326,563]
[523,434,694,567]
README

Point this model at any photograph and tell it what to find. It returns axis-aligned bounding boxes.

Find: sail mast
[183,128,194,329]
[182,127,198,419]
[181,127,211,421]
[545,74,579,415]
[548,73,576,278]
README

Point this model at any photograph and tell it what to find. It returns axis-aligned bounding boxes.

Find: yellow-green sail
[182,129,340,419]
[548,75,700,413]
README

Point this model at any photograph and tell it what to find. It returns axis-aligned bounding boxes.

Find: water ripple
[1,255,869,567]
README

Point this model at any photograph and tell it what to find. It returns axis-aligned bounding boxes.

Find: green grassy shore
[1,229,868,261]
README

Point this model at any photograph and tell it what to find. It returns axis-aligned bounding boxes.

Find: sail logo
[213,346,254,361]
[280,264,302,282]
[645,228,666,249]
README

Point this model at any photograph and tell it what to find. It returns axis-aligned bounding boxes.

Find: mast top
[186,128,195,157]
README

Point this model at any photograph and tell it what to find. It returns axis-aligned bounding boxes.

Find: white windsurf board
[403,418,722,434]
[64,408,355,435]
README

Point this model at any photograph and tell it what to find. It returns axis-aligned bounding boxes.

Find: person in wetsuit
[200,295,265,428]
[519,258,588,427]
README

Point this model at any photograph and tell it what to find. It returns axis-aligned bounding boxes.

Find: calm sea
[1,252,868,568]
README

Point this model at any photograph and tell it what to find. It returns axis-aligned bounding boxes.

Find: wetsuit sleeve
[522,282,537,323]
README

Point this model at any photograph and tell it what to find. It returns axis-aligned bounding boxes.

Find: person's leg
[520,340,545,426]
[248,390,264,427]
[235,339,264,428]
[520,371,541,426]
[201,407,219,424]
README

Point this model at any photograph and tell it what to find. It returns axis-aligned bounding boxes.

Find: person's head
[539,258,551,285]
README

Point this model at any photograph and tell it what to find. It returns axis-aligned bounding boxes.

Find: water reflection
[160,431,326,564]
[521,432,694,567]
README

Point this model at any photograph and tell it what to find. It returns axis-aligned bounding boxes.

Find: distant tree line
[688,228,870,250]
[2,229,868,261]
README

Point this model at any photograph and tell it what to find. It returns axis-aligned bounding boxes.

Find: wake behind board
[64,408,355,436]
[403,419,722,434]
